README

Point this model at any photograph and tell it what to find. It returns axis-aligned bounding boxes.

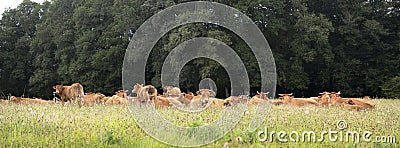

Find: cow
[190,89,215,109]
[83,93,104,106]
[182,92,195,101]
[209,98,226,108]
[53,83,84,106]
[115,90,128,99]
[318,92,331,107]
[248,91,269,105]
[10,96,48,105]
[154,96,171,108]
[224,95,248,107]
[346,98,375,109]
[10,96,30,104]
[164,86,181,97]
[0,99,9,104]
[279,93,319,106]
[132,84,157,103]
[329,91,349,106]
[105,95,127,105]
[340,100,364,111]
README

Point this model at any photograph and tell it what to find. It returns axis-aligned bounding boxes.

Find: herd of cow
[0,83,375,111]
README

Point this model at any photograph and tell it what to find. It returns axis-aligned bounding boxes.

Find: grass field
[0,99,399,147]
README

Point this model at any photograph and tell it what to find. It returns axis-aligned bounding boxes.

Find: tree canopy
[0,0,399,99]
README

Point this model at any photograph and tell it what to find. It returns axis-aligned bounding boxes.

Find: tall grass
[0,99,399,147]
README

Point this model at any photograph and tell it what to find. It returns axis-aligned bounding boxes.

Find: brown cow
[53,83,84,106]
[0,99,9,104]
[248,91,269,105]
[154,96,171,108]
[132,84,157,103]
[224,95,248,107]
[115,90,128,99]
[10,96,48,105]
[10,96,30,104]
[182,92,195,101]
[190,89,215,108]
[318,92,331,107]
[209,98,226,108]
[83,93,104,106]
[279,93,319,106]
[105,95,127,105]
[329,91,349,106]
[164,86,181,97]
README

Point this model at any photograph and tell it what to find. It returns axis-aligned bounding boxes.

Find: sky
[0,0,47,17]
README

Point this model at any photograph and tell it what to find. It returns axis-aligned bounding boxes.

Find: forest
[0,0,399,99]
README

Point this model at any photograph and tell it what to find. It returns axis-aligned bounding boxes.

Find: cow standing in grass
[53,83,84,106]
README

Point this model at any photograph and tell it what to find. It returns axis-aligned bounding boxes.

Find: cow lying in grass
[105,95,127,105]
[248,91,269,105]
[190,89,214,109]
[0,99,9,104]
[224,95,247,107]
[317,92,331,107]
[329,91,349,106]
[209,98,226,109]
[279,93,319,106]
[10,96,49,105]
[83,93,105,106]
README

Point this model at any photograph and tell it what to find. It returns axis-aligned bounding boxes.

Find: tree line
[0,0,399,99]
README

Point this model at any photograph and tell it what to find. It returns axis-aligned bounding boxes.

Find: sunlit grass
[0,99,399,147]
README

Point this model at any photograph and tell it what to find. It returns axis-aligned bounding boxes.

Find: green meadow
[0,99,399,147]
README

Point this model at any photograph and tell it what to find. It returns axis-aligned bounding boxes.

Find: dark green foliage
[0,0,398,98]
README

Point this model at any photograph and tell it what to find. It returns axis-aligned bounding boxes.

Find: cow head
[197,89,215,106]
[257,91,269,99]
[53,85,65,94]
[115,90,127,98]
[132,84,144,94]
[278,93,293,104]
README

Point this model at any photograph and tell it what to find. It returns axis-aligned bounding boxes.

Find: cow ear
[53,86,56,89]
[209,90,216,96]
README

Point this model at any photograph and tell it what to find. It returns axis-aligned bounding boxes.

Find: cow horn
[257,91,260,94]
[337,91,341,95]
[264,92,270,94]
[289,93,293,96]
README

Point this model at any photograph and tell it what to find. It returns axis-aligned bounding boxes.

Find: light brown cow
[10,96,49,105]
[154,96,171,108]
[279,93,319,106]
[83,93,104,106]
[115,90,127,99]
[318,92,331,107]
[224,95,248,107]
[164,86,181,97]
[209,98,226,108]
[329,91,349,106]
[105,95,127,105]
[248,91,269,105]
[0,99,9,104]
[132,84,157,103]
[182,92,195,101]
[190,89,215,108]
[53,83,84,106]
